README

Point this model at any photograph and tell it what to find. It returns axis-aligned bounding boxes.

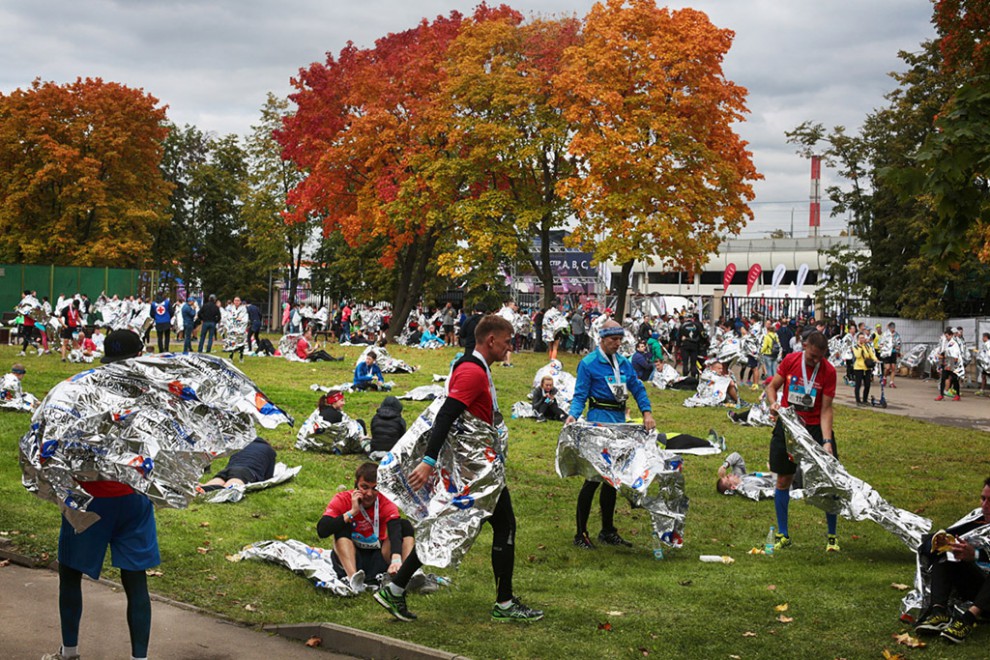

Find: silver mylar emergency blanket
[683,369,735,408]
[899,344,927,369]
[221,310,248,351]
[542,308,568,343]
[19,354,292,532]
[201,462,302,503]
[901,509,990,617]
[877,333,894,359]
[295,408,367,454]
[712,336,746,368]
[398,385,445,401]
[1,374,40,412]
[357,345,417,374]
[778,407,931,549]
[556,421,688,547]
[511,401,537,419]
[279,334,304,361]
[827,335,853,369]
[728,474,805,502]
[239,539,355,596]
[377,397,507,569]
[977,341,990,374]
[650,364,686,390]
[532,361,576,406]
[727,399,775,427]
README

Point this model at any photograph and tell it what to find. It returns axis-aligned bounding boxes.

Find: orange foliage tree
[0,78,171,267]
[441,12,581,307]
[556,0,760,317]
[279,6,519,335]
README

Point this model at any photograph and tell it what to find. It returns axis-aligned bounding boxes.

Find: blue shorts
[58,493,160,579]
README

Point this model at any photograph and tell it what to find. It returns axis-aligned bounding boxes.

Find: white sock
[62,645,79,659]
[387,582,405,596]
[131,656,148,660]
[497,599,513,609]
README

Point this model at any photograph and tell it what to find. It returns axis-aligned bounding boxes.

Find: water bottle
[652,532,665,560]
[764,525,775,556]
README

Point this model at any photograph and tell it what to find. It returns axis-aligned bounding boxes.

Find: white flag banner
[770,264,787,297]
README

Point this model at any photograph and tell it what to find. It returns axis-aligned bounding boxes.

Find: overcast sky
[1,0,937,238]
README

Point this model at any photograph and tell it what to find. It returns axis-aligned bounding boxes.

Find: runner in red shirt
[316,462,414,592]
[765,330,840,552]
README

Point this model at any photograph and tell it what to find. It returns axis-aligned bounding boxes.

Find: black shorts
[882,353,898,365]
[213,465,257,484]
[443,324,454,334]
[769,419,838,476]
[60,327,77,340]
[332,546,389,583]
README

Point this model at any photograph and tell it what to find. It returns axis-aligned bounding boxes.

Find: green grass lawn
[1,338,987,659]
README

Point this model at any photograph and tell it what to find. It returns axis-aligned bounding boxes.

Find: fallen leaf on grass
[224,553,241,562]
[892,632,925,648]
[40,552,50,561]
[742,631,757,638]
[766,584,776,591]
[774,603,788,612]
[850,535,860,540]
[537,544,546,550]
[0,559,9,568]
[244,604,257,612]
[638,647,649,656]
[881,650,906,660]
[890,583,909,591]
[597,622,612,631]
[527,555,537,562]
[305,636,322,648]
[146,569,164,577]
[275,535,288,541]
[748,547,765,555]
[199,521,210,528]
[196,547,210,554]
[777,615,793,623]
[206,575,217,581]
[678,580,693,587]
[202,540,211,546]
[606,611,624,616]
[729,655,741,659]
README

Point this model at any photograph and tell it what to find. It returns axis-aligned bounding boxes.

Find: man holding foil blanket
[375,314,543,623]
[765,330,839,552]
[21,329,291,660]
[566,320,656,550]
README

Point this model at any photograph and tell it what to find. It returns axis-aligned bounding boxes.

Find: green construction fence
[0,264,156,315]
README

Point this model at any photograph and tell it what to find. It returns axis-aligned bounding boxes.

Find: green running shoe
[826,534,840,553]
[374,587,417,622]
[774,533,792,550]
[492,597,544,622]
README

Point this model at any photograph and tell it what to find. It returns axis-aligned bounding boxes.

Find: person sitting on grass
[317,462,416,592]
[913,476,990,644]
[353,351,388,391]
[319,390,367,434]
[296,327,341,362]
[530,375,568,422]
[198,437,276,492]
[369,396,407,457]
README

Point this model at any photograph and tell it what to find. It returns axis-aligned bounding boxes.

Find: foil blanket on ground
[239,539,355,596]
[650,364,686,390]
[682,369,736,408]
[0,374,39,412]
[295,408,367,454]
[201,463,302,503]
[778,407,931,550]
[356,345,417,374]
[398,385,445,401]
[377,397,507,569]
[556,421,688,547]
[19,353,292,532]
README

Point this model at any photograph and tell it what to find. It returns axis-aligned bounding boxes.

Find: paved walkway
[829,371,990,432]
[0,561,355,660]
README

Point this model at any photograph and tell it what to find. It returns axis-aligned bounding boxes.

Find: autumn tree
[556,0,760,318]
[0,78,171,267]
[441,12,581,307]
[279,6,520,338]
[242,93,311,308]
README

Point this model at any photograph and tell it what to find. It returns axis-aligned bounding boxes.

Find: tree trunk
[539,219,554,308]
[386,226,441,342]
[613,260,635,319]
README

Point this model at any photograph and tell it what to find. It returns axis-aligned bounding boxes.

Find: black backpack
[769,336,781,359]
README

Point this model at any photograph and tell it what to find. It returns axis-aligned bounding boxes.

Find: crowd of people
[10,291,990,656]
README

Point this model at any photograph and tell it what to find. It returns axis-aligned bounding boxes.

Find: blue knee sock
[774,488,790,537]
[826,513,837,536]
[58,564,83,648]
[120,569,151,659]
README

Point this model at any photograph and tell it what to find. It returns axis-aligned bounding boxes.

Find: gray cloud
[1,0,936,238]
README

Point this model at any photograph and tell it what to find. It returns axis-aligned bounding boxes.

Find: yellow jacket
[852,343,878,371]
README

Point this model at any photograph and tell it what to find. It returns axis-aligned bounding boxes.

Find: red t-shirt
[79,481,135,497]
[776,351,836,425]
[323,491,399,541]
[295,336,309,360]
[448,360,494,424]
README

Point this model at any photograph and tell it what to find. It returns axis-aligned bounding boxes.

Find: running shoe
[40,650,81,660]
[914,610,951,635]
[953,395,961,401]
[940,618,976,644]
[492,596,544,622]
[935,395,944,401]
[825,534,840,553]
[774,533,792,550]
[373,587,417,621]
[597,531,633,547]
[573,532,596,549]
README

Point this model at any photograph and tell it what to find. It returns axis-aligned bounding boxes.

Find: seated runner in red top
[765,331,839,553]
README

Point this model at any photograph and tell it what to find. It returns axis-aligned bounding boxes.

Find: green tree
[242,94,311,308]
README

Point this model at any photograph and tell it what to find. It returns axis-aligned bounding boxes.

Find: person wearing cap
[565,320,656,550]
[1,363,39,412]
[45,329,159,660]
